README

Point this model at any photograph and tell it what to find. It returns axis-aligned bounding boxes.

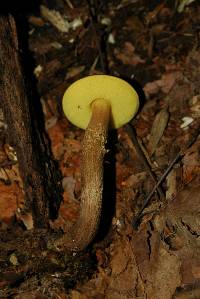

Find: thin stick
[133,126,200,228]
[125,124,165,199]
[86,0,109,74]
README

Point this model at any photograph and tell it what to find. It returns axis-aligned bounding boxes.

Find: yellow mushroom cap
[62,75,139,129]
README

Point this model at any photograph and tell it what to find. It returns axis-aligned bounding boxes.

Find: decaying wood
[0,15,62,228]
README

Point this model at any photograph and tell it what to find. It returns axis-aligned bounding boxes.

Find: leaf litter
[0,0,200,298]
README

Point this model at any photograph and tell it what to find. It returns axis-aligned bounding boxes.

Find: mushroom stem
[56,99,111,251]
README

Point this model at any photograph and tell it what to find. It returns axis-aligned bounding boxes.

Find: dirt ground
[0,0,200,298]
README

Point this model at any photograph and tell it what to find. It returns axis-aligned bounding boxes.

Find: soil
[0,1,200,298]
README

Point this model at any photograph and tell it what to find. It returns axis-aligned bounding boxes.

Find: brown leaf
[0,182,23,223]
[144,71,181,97]
[105,238,143,299]
[132,223,181,299]
[132,186,200,298]
[148,108,169,156]
[71,290,87,299]
[114,42,145,66]
[182,137,200,183]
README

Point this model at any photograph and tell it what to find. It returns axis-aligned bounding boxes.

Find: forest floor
[0,1,200,298]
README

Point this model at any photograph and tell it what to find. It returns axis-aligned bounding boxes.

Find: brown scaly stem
[54,99,110,251]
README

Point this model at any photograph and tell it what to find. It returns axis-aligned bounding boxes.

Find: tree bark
[0,14,62,228]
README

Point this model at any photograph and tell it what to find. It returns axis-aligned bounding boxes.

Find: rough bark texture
[0,14,62,228]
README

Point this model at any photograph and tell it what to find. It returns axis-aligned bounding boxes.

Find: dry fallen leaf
[40,5,70,33]
[0,182,23,223]
[114,42,145,66]
[105,238,144,299]
[147,107,169,156]
[166,168,178,200]
[65,66,85,80]
[71,290,87,299]
[144,71,181,97]
[182,137,200,183]
[132,185,200,299]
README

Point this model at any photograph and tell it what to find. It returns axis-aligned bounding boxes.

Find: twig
[125,124,165,199]
[86,0,109,73]
[132,125,200,228]
[64,0,74,9]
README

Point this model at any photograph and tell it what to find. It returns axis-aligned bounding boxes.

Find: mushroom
[57,75,139,251]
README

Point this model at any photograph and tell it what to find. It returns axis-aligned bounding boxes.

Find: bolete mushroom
[57,75,139,251]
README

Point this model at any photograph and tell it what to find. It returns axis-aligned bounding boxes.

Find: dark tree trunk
[0,14,62,228]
